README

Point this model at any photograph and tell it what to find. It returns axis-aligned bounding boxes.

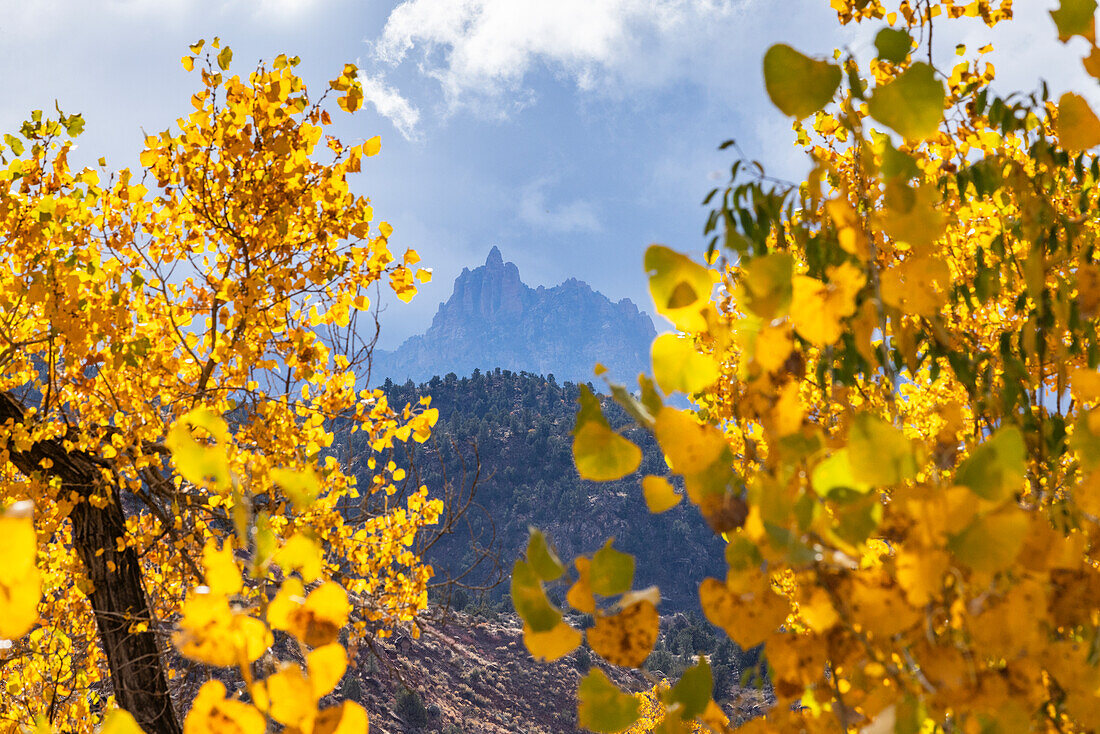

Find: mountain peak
[373,249,657,385]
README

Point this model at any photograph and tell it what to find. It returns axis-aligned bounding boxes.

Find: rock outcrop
[372,247,656,385]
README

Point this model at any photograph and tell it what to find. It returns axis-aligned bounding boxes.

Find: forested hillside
[345,369,726,611]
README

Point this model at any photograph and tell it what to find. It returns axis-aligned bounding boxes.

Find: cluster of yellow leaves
[0,40,442,731]
[518,1,1100,733]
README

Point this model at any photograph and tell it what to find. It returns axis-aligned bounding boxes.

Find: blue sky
[0,1,1090,348]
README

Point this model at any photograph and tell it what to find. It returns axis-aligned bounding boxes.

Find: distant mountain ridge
[371,246,657,385]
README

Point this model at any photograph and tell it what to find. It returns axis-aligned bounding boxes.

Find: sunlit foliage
[518,1,1100,731]
[0,39,438,732]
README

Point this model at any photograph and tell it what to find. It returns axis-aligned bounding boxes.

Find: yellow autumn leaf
[0,511,40,640]
[307,643,348,698]
[651,333,719,395]
[642,475,682,514]
[789,263,865,346]
[184,681,266,734]
[586,600,659,668]
[363,135,381,156]
[653,407,726,475]
[314,702,371,734]
[202,540,242,597]
[523,620,582,661]
[1058,93,1100,150]
[100,710,144,734]
[275,533,324,582]
[253,665,315,726]
[269,580,349,648]
[754,324,793,373]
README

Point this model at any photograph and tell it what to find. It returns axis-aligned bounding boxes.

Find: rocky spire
[486,245,504,267]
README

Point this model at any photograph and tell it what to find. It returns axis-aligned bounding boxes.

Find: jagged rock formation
[372,247,657,385]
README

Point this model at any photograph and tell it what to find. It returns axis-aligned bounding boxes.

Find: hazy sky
[0,1,1091,347]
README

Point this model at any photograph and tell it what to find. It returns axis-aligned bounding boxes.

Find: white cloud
[372,0,743,108]
[358,73,422,140]
[518,178,601,233]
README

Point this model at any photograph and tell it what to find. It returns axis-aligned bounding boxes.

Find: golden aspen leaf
[1058,92,1100,150]
[0,512,42,639]
[363,136,381,156]
[567,557,597,614]
[796,587,839,633]
[174,592,272,666]
[880,256,951,317]
[867,62,945,140]
[270,466,322,510]
[270,581,349,648]
[772,381,804,437]
[877,181,946,253]
[642,476,682,514]
[166,409,232,492]
[754,324,793,373]
[217,46,233,71]
[511,559,562,632]
[826,198,869,261]
[100,709,144,734]
[307,643,348,698]
[1071,366,1100,406]
[181,56,194,72]
[1085,45,1100,77]
[314,702,370,734]
[849,577,921,638]
[848,413,917,486]
[577,668,641,733]
[955,426,1025,503]
[253,665,314,726]
[895,548,949,605]
[587,600,659,668]
[789,264,864,346]
[590,540,635,597]
[762,44,841,118]
[275,533,324,582]
[523,620,582,661]
[573,386,642,481]
[699,572,787,648]
[949,508,1028,574]
[526,527,565,581]
[740,252,793,320]
[202,540,242,597]
[184,681,266,734]
[651,333,719,395]
[1051,0,1097,42]
[644,245,712,332]
[654,407,726,475]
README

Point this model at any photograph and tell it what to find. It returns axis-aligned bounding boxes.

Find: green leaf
[590,540,635,597]
[848,413,917,486]
[763,44,842,118]
[875,27,912,63]
[867,62,945,140]
[948,509,1028,574]
[651,333,719,395]
[955,427,1025,503]
[510,560,562,632]
[577,669,640,733]
[667,658,712,720]
[811,448,872,496]
[1051,0,1097,42]
[1070,412,1100,470]
[217,46,233,71]
[526,528,565,581]
[573,386,642,481]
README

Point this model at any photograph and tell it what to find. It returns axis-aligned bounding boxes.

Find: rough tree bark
[0,391,182,734]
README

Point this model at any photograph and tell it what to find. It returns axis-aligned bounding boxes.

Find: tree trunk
[0,392,182,734]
